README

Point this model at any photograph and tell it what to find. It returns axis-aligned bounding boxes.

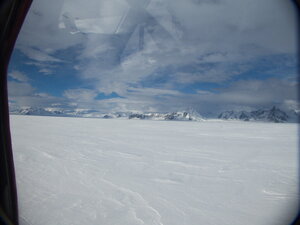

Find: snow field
[10,115,298,225]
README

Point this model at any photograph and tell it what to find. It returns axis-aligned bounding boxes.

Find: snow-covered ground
[10,115,298,225]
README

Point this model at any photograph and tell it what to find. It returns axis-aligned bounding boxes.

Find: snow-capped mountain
[218,111,252,121]
[11,107,64,116]
[10,107,203,121]
[10,106,298,123]
[10,107,105,118]
[128,111,203,121]
[218,106,294,123]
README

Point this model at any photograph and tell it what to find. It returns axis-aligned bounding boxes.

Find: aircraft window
[7,0,299,225]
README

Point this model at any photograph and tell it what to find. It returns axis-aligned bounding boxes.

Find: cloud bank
[9,0,298,114]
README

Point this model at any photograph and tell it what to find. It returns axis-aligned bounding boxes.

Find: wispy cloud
[38,68,53,75]
[9,71,29,82]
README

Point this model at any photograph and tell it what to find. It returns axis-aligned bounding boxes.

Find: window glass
[8,0,299,225]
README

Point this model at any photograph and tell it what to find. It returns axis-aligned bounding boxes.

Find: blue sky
[8,0,298,115]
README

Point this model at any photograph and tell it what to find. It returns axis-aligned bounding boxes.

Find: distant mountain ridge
[9,107,203,121]
[10,106,299,123]
[218,106,299,123]
[128,112,203,121]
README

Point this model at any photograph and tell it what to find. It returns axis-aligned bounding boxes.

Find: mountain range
[10,107,203,121]
[10,106,299,123]
[218,106,299,123]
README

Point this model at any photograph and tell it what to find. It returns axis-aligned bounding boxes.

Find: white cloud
[217,79,298,107]
[127,87,181,96]
[64,88,98,102]
[15,0,84,62]
[9,71,29,82]
[11,0,298,113]
[7,72,67,109]
[17,0,297,66]
[8,81,35,97]
[19,46,63,62]
[38,68,53,75]
[166,0,297,54]
[96,78,298,114]
[75,17,124,34]
[9,95,66,109]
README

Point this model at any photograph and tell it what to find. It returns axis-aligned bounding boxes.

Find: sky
[8,0,299,115]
